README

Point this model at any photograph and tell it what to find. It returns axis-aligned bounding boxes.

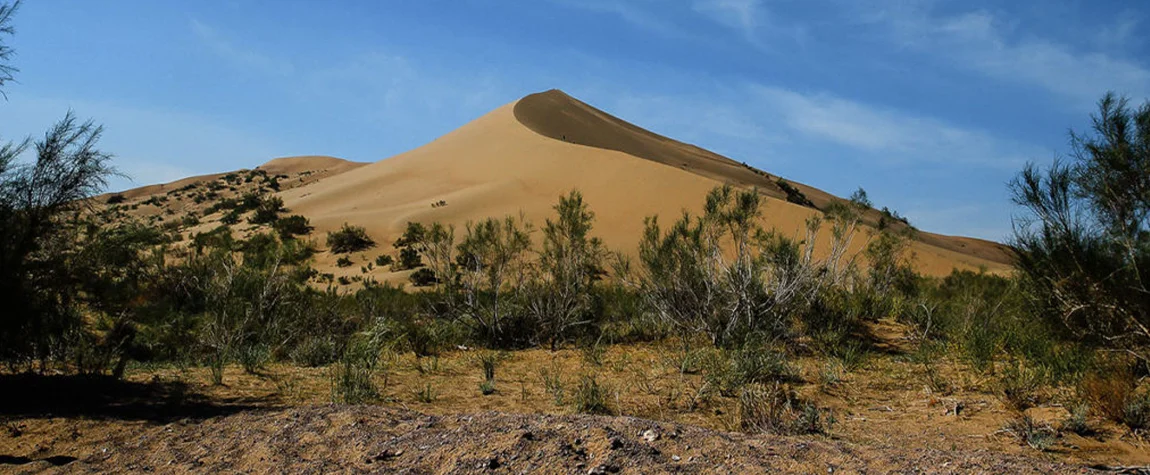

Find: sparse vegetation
[327,223,375,253]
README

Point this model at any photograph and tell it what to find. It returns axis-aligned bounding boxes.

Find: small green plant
[336,256,353,267]
[1060,403,1093,436]
[540,365,566,406]
[1005,414,1056,451]
[573,374,613,414]
[330,339,379,404]
[375,254,394,267]
[580,341,605,367]
[818,361,843,388]
[480,379,496,395]
[237,343,270,375]
[415,355,441,375]
[995,362,1043,411]
[414,383,437,403]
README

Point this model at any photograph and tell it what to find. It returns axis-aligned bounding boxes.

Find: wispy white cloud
[545,0,688,38]
[692,0,763,40]
[748,84,1038,168]
[858,4,1150,108]
[190,19,295,76]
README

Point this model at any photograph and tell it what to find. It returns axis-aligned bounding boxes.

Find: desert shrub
[237,342,270,374]
[397,247,422,270]
[573,374,613,414]
[413,383,437,403]
[327,223,375,254]
[1010,93,1150,365]
[220,209,241,225]
[290,335,341,367]
[775,179,814,207]
[248,196,286,225]
[374,254,393,267]
[705,344,795,397]
[995,362,1044,411]
[336,256,353,268]
[420,218,535,347]
[106,194,125,204]
[1005,414,1056,451]
[476,351,505,395]
[1079,369,1150,431]
[273,215,313,238]
[540,365,567,406]
[738,382,831,435]
[1060,403,1094,436]
[408,267,437,286]
[330,338,379,404]
[529,191,607,349]
[392,222,427,270]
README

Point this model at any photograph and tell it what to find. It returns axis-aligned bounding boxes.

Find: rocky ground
[0,405,1108,474]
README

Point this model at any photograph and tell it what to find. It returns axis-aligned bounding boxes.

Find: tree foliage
[1010,92,1150,364]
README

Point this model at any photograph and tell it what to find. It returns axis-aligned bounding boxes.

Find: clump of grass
[580,341,605,367]
[415,355,441,375]
[818,361,844,389]
[704,344,795,397]
[995,362,1043,411]
[1060,403,1093,436]
[413,383,437,403]
[540,365,566,406]
[1005,414,1056,451]
[738,382,832,435]
[480,379,496,396]
[573,374,613,415]
[475,351,505,396]
[330,339,379,404]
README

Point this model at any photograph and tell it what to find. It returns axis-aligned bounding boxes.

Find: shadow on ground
[0,373,274,422]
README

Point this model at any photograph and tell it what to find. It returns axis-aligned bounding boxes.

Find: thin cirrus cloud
[859,6,1150,109]
[749,84,1036,169]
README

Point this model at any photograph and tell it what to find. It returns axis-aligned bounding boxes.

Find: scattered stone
[672,455,681,462]
[371,449,403,462]
[641,429,660,442]
[588,464,620,474]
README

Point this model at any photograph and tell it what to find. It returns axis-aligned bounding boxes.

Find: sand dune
[102,90,1010,279]
[280,91,1011,278]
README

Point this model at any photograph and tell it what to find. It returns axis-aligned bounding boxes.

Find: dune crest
[278,91,1010,279]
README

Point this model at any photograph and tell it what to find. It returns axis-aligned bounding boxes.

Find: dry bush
[1078,371,1136,424]
[738,382,831,435]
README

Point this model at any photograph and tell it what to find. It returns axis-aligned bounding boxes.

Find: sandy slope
[280,91,1009,277]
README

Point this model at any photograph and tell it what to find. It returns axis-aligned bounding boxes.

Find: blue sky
[0,0,1147,241]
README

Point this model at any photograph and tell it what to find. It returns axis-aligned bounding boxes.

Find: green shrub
[738,382,831,435]
[1005,415,1056,451]
[374,254,393,267]
[336,256,353,268]
[409,268,437,286]
[274,215,313,238]
[573,374,613,414]
[106,194,125,204]
[327,223,375,254]
[330,339,379,404]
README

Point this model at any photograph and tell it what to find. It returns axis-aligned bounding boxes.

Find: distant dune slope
[280,93,1010,277]
[100,92,1010,279]
[514,90,1011,267]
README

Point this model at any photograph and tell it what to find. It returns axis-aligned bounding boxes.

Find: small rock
[588,464,620,474]
[672,455,681,462]
[641,429,660,442]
